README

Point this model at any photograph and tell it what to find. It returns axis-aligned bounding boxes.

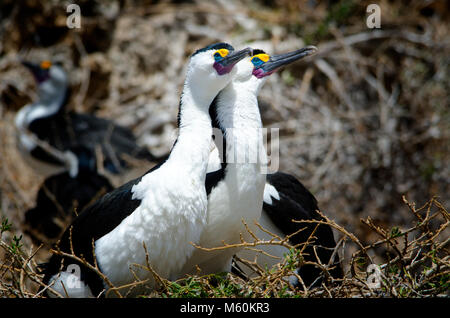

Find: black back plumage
[28,111,157,174]
[25,170,113,241]
[204,95,228,195]
[264,172,343,286]
[205,168,226,196]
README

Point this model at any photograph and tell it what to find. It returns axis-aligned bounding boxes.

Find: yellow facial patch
[40,61,52,69]
[251,53,270,63]
[215,49,229,58]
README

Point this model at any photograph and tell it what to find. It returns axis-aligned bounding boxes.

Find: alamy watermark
[203,127,280,174]
[61,261,385,292]
[366,4,381,29]
[66,4,81,29]
[65,3,382,32]
[64,263,82,290]
[366,264,382,289]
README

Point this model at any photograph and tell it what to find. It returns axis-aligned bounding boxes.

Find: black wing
[205,163,227,196]
[265,172,319,237]
[25,171,113,240]
[29,112,157,174]
[264,172,342,285]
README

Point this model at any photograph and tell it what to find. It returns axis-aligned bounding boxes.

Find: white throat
[215,80,266,166]
[15,84,67,131]
[166,80,217,176]
[14,84,67,153]
[179,78,268,276]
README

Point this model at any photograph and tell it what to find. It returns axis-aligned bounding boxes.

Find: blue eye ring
[214,52,222,61]
[251,57,264,67]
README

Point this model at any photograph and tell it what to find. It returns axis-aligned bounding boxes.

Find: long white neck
[37,81,67,109]
[166,81,216,177]
[15,83,67,131]
[215,81,267,171]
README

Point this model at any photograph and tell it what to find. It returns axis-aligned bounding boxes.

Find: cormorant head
[22,60,68,102]
[250,46,317,79]
[186,43,253,94]
[22,60,67,85]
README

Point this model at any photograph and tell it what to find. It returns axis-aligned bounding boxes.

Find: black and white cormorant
[180,47,342,286]
[15,60,159,177]
[179,47,334,285]
[41,43,252,297]
[233,49,343,287]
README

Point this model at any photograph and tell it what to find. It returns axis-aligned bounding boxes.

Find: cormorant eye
[251,57,263,66]
[40,60,52,69]
[251,53,270,67]
[214,49,229,61]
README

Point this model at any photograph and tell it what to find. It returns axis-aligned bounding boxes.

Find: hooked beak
[21,60,50,83]
[253,45,318,78]
[21,61,40,74]
[214,47,253,75]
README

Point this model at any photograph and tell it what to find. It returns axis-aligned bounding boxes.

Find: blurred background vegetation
[0,0,448,296]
